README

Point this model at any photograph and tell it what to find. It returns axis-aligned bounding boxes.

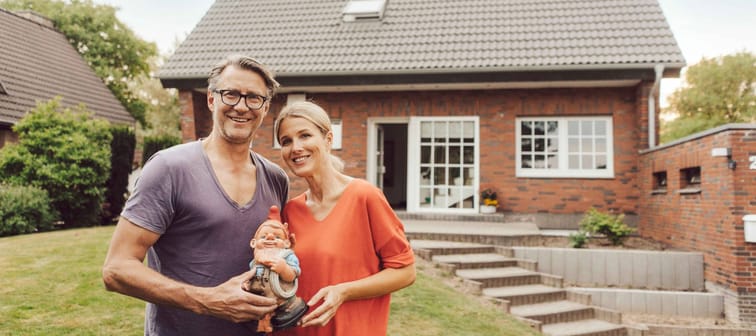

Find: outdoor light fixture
[711,147,736,170]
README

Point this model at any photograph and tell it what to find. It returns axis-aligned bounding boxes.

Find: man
[102,55,289,336]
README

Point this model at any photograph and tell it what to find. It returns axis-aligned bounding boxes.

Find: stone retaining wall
[511,247,704,291]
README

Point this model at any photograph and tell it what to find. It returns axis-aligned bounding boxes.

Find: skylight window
[342,0,387,22]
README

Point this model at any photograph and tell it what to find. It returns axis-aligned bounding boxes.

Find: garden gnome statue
[242,206,308,332]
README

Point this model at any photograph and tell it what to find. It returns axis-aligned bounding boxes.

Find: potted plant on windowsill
[480,188,498,214]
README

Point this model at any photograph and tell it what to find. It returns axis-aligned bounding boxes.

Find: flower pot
[480,205,496,214]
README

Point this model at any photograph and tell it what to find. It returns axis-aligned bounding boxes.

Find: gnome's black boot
[271,296,308,330]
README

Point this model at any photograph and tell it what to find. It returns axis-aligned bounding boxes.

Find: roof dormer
[342,0,387,22]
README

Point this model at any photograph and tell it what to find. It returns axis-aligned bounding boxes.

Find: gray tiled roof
[0,9,134,126]
[160,0,685,83]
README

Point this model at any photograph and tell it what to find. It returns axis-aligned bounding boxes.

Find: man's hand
[195,270,277,323]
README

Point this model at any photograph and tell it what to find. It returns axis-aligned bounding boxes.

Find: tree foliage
[103,126,136,224]
[662,51,756,142]
[0,0,158,126]
[133,56,182,139]
[0,98,112,228]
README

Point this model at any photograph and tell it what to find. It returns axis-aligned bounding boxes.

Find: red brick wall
[239,84,651,215]
[639,128,756,296]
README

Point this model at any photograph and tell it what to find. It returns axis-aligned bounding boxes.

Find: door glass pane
[434,145,446,163]
[463,121,474,138]
[434,122,446,140]
[449,121,461,138]
[463,167,474,185]
[420,187,431,207]
[463,146,474,164]
[434,167,446,185]
[449,146,461,164]
[421,145,431,164]
[421,122,432,139]
[450,167,461,185]
[420,168,431,184]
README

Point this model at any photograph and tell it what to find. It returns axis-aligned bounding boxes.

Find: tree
[132,56,182,139]
[0,0,158,126]
[0,98,112,228]
[662,51,756,142]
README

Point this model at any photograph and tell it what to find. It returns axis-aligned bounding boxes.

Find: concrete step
[541,319,627,336]
[406,231,542,246]
[484,284,566,306]
[410,239,496,255]
[456,267,543,287]
[432,253,520,269]
[511,300,596,325]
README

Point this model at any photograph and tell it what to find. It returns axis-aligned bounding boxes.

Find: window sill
[678,187,702,195]
[651,189,667,195]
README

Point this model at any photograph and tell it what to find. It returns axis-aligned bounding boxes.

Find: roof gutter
[648,64,664,148]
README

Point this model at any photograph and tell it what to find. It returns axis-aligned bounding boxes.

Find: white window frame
[516,116,614,178]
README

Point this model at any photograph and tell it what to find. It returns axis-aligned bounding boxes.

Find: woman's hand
[299,284,347,327]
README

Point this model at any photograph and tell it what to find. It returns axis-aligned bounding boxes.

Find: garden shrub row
[0,184,56,236]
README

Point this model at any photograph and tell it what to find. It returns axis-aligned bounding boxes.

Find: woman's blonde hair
[275,101,344,172]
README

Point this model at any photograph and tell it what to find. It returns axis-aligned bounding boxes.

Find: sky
[93,0,756,107]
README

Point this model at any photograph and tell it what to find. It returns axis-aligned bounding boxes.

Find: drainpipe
[648,64,664,148]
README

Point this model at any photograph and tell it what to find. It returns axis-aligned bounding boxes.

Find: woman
[274,101,416,336]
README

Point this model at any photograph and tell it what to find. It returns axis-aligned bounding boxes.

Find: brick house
[160,0,685,225]
[161,0,756,325]
[0,9,134,148]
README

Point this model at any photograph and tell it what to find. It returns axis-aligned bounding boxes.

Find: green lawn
[0,227,540,335]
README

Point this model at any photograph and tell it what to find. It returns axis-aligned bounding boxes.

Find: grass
[0,227,540,335]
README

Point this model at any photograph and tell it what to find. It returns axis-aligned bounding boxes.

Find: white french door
[407,117,479,213]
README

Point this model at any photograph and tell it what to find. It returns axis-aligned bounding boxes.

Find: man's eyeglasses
[213,89,269,110]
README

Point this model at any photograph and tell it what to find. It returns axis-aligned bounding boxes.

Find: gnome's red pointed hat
[254,205,295,248]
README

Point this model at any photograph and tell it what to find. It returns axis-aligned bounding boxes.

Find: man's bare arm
[102,217,277,323]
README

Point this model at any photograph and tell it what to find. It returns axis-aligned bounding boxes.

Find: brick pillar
[178,90,196,143]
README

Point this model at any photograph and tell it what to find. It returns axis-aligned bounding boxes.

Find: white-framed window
[273,94,342,150]
[516,116,614,178]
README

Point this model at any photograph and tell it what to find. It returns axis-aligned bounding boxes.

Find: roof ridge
[0,7,58,31]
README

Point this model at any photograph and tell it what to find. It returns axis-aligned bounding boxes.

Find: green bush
[568,231,588,248]
[0,183,57,236]
[103,126,136,224]
[0,98,112,228]
[579,208,635,246]
[142,134,180,166]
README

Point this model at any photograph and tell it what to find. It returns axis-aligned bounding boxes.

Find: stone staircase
[412,239,629,336]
